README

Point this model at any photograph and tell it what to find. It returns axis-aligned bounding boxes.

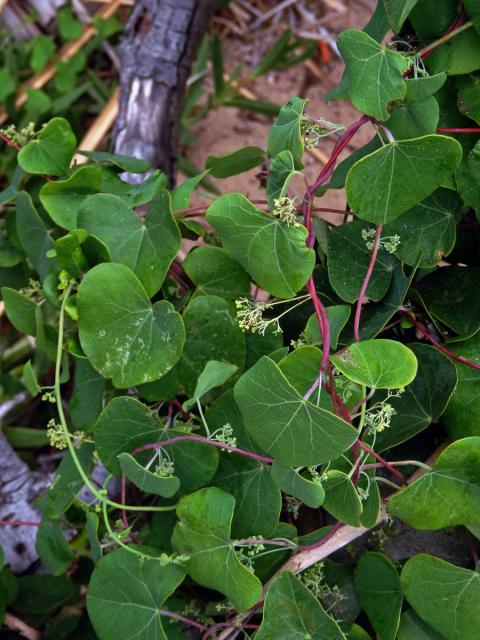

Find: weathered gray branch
[113,0,217,184]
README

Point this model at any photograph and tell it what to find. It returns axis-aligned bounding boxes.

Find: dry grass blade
[0,0,124,125]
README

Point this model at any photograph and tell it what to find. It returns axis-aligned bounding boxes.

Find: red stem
[0,132,21,151]
[357,440,406,482]
[298,521,343,551]
[401,311,480,371]
[437,128,480,133]
[353,224,383,343]
[159,609,207,632]
[132,434,273,464]
[307,277,330,378]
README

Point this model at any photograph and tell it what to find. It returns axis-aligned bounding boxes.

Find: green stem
[54,286,176,513]
[418,20,473,57]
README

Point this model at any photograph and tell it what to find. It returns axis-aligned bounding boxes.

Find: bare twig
[3,613,42,640]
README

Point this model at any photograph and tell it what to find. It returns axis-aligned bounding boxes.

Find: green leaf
[183,246,251,299]
[405,73,447,102]
[234,356,358,466]
[388,97,439,139]
[39,165,102,230]
[0,234,23,267]
[14,575,78,625]
[354,552,403,640]
[465,0,480,34]
[37,444,94,518]
[346,135,462,224]
[206,146,265,178]
[54,229,90,277]
[255,571,346,640]
[15,192,56,281]
[271,459,325,508]
[336,29,408,120]
[30,36,56,72]
[383,188,462,267]
[69,357,105,430]
[207,193,315,298]
[78,191,180,297]
[328,220,395,303]
[398,610,445,640]
[57,6,83,40]
[388,437,480,528]
[171,171,208,212]
[22,360,40,396]
[172,487,262,611]
[77,150,151,173]
[2,287,37,335]
[322,470,363,526]
[77,263,185,388]
[418,266,480,339]
[305,305,351,350]
[331,339,418,389]
[18,118,76,176]
[94,397,218,490]
[401,554,480,640]
[266,149,296,210]
[375,344,457,451]
[87,548,185,640]
[184,360,238,409]
[140,295,245,400]
[428,27,480,76]
[215,456,281,538]
[0,68,16,102]
[457,74,480,124]
[409,0,457,36]
[118,453,180,497]
[442,333,480,438]
[382,0,419,32]
[36,519,75,576]
[267,96,307,165]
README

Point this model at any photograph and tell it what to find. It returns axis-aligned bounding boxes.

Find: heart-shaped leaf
[206,146,265,178]
[207,193,314,298]
[235,356,358,466]
[255,572,346,640]
[183,246,251,299]
[336,29,408,120]
[87,548,185,640]
[331,339,418,389]
[172,487,262,611]
[18,118,76,176]
[78,191,180,297]
[383,0,419,32]
[354,552,403,640]
[322,470,363,526]
[39,165,102,230]
[77,263,185,388]
[388,437,480,528]
[346,135,462,224]
[267,96,307,166]
[401,554,480,640]
[184,360,238,410]
[271,459,325,508]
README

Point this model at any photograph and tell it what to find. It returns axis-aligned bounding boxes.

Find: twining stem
[357,440,406,482]
[353,224,383,342]
[54,287,176,513]
[401,310,480,371]
[437,127,480,133]
[0,132,21,151]
[362,460,432,471]
[417,20,473,58]
[132,434,273,464]
[159,610,208,632]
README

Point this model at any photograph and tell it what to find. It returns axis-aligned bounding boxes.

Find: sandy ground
[186,0,377,211]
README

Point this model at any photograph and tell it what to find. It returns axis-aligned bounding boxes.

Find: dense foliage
[1,1,480,638]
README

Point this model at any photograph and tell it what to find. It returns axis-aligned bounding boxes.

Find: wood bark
[113,0,218,184]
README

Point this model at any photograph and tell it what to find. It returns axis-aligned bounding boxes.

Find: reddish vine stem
[353,224,383,343]
[132,434,273,464]
[159,609,208,632]
[0,132,21,151]
[437,127,480,133]
[401,310,480,371]
[357,440,406,482]
[298,521,343,552]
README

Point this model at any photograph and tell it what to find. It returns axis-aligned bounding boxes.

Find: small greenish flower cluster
[211,423,237,450]
[364,390,403,433]
[301,116,345,149]
[236,538,266,572]
[362,227,401,253]
[307,465,324,485]
[235,297,280,335]
[47,419,68,449]
[155,458,175,477]
[272,196,300,227]
[181,601,214,626]
[42,391,57,404]
[20,278,44,303]
[58,269,76,291]
[0,122,41,146]
[299,561,325,598]
[285,496,302,519]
